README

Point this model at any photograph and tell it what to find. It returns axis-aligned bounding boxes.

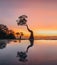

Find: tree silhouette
[0,24,8,32]
[19,32,24,39]
[0,29,7,39]
[0,24,16,39]
[0,24,8,39]
[7,30,16,39]
[20,32,24,36]
[16,32,20,38]
[16,15,28,25]
[25,24,34,40]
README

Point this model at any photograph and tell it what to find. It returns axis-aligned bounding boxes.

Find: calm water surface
[0,40,57,65]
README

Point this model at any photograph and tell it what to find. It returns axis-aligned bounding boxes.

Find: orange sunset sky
[0,0,57,36]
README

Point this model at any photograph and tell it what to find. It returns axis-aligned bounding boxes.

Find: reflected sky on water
[0,40,57,65]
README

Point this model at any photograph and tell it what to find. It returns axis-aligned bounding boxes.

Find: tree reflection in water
[0,40,12,49]
[17,39,34,62]
[0,41,6,49]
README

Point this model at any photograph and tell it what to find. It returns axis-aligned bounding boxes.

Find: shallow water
[0,40,57,65]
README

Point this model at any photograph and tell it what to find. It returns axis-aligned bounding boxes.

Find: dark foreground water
[0,40,57,65]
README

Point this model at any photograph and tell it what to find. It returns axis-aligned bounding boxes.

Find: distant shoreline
[0,39,57,40]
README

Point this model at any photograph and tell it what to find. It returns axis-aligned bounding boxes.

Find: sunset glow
[0,0,57,36]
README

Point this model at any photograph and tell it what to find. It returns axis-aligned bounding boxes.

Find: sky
[0,0,57,36]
